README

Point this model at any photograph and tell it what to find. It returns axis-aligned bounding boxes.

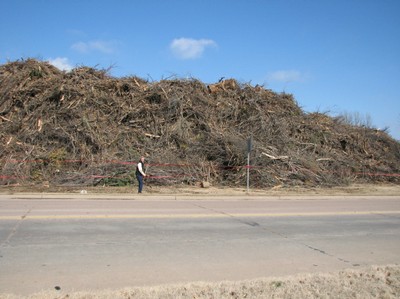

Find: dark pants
[136,174,144,193]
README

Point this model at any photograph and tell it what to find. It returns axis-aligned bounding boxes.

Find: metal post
[246,136,252,194]
[247,151,250,193]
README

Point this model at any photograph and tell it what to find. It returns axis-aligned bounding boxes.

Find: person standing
[135,156,146,193]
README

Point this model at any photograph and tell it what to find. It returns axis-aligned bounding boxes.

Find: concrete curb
[0,192,399,201]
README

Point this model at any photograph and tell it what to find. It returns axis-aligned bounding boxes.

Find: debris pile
[0,59,399,188]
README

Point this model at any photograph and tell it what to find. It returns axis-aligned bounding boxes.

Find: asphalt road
[0,194,399,295]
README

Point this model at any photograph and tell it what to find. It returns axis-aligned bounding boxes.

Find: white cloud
[267,70,309,83]
[48,57,73,71]
[170,38,217,59]
[71,40,115,54]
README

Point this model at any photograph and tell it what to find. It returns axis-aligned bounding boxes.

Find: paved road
[0,194,399,295]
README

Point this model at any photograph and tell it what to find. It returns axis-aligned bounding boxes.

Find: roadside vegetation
[1,265,399,299]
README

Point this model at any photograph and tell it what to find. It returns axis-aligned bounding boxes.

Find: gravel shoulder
[1,183,399,198]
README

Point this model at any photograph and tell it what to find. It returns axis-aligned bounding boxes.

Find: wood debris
[0,59,399,188]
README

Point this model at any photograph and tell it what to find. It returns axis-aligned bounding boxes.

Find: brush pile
[0,59,399,188]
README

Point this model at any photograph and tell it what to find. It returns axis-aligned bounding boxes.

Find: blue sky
[1,0,399,140]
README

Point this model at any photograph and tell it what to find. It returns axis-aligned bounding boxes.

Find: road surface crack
[0,208,32,247]
[190,203,287,236]
[189,202,362,267]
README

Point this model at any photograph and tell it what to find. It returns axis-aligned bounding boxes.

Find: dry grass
[1,265,399,299]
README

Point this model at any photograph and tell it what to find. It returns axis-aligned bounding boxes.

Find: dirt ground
[1,183,399,197]
[146,183,400,196]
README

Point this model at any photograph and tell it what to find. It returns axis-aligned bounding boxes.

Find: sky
[1,0,399,140]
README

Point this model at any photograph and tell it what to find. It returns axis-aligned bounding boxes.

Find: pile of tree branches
[1,59,399,188]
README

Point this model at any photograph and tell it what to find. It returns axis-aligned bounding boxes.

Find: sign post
[246,136,252,194]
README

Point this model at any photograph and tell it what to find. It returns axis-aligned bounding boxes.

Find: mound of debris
[0,59,399,188]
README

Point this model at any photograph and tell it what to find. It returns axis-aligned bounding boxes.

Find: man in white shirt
[135,156,146,193]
